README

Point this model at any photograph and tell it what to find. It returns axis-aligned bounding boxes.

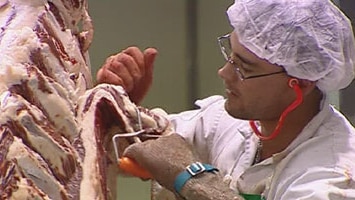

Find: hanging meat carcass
[0,0,171,199]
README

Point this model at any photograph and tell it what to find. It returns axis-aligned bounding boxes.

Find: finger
[122,142,145,164]
[123,47,145,75]
[115,53,143,85]
[96,68,124,86]
[96,55,115,83]
[143,48,158,79]
[105,57,135,91]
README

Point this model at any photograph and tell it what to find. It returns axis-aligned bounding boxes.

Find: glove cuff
[173,162,219,194]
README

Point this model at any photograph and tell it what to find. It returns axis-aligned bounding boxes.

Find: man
[97,0,355,199]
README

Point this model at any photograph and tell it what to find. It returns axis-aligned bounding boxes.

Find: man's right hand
[96,47,158,105]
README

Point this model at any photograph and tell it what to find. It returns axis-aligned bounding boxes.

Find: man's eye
[236,62,251,73]
[241,67,253,73]
[239,68,250,76]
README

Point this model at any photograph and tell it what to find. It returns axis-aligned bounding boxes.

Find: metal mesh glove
[123,133,244,200]
[180,173,244,200]
[123,133,199,191]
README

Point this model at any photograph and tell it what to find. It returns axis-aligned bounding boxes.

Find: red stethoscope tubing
[249,78,304,140]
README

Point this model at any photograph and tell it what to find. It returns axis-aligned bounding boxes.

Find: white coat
[169,95,355,199]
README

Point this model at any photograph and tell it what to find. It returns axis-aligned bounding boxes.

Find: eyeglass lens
[217,34,286,81]
[218,34,232,61]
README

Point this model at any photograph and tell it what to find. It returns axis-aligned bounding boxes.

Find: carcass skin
[0,0,171,199]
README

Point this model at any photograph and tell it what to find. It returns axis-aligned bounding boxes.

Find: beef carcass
[0,0,171,199]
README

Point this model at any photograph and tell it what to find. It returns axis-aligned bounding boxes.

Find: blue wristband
[173,162,219,194]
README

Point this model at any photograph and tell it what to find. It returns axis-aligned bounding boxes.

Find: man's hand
[96,47,158,104]
[123,134,245,200]
[123,133,199,191]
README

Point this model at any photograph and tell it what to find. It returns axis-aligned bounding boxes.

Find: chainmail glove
[123,133,199,191]
[123,133,244,200]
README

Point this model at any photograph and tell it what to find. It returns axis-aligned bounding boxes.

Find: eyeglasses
[217,34,285,81]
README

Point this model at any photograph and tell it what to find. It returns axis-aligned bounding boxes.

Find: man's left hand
[123,133,199,191]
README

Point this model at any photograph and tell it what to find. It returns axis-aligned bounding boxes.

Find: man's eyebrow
[235,53,253,65]
[229,34,254,64]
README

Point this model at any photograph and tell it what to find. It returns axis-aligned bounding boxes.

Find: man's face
[218,31,295,121]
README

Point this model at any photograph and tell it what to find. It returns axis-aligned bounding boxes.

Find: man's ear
[297,79,317,96]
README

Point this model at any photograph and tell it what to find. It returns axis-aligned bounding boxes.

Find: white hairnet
[227,0,355,92]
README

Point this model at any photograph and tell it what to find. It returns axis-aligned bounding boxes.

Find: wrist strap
[174,162,219,194]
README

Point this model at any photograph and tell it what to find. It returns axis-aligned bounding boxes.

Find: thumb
[122,141,154,169]
[143,48,158,78]
[122,142,142,160]
[128,48,157,104]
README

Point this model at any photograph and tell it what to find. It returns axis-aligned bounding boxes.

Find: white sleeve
[167,95,226,162]
[168,95,254,179]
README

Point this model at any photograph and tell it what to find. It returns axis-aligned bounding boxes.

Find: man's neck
[258,90,323,161]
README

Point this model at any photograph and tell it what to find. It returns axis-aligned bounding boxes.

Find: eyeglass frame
[217,33,286,81]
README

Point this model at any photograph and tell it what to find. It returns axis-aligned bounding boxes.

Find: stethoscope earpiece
[288,78,299,88]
